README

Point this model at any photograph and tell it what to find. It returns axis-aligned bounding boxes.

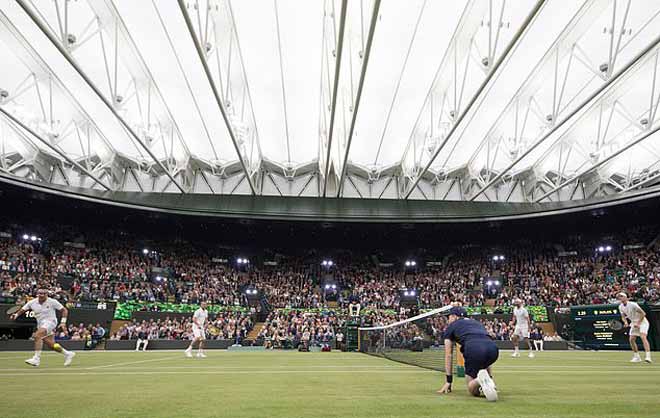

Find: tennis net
[358,305,454,371]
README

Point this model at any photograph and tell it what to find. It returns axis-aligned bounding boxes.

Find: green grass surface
[0,349,658,418]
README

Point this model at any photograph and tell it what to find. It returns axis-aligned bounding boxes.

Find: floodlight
[22,234,29,240]
[142,248,149,255]
[30,235,37,241]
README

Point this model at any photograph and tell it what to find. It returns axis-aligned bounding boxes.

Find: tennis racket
[608,319,624,331]
[5,305,21,318]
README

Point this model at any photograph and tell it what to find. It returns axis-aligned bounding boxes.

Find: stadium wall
[104,340,244,350]
[0,340,87,351]
[0,304,114,330]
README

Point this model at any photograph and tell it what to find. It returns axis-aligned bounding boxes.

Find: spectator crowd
[1,223,659,347]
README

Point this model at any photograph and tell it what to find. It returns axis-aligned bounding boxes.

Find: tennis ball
[53,343,61,351]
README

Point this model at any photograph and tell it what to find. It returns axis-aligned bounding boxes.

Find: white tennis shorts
[192,326,206,339]
[513,325,530,339]
[629,319,650,337]
[38,320,57,335]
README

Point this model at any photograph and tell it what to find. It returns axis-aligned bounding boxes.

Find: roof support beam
[0,107,112,190]
[469,32,660,201]
[178,0,256,195]
[403,0,546,199]
[321,0,348,197]
[336,0,380,198]
[534,121,660,202]
[15,0,186,193]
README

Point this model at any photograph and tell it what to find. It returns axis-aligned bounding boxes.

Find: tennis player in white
[617,292,652,363]
[511,298,534,358]
[185,301,208,358]
[9,289,76,367]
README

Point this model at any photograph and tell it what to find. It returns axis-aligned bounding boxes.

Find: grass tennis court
[0,350,658,418]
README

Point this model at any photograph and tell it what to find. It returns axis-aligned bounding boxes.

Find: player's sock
[645,352,652,362]
[34,350,41,360]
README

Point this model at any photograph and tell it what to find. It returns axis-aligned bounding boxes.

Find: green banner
[114,301,248,320]
[463,305,549,322]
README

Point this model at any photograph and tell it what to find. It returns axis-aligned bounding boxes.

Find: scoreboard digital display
[571,304,630,350]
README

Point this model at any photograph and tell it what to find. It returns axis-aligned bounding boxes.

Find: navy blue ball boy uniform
[442,317,499,378]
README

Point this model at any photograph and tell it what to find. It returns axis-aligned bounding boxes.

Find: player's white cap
[616,292,627,298]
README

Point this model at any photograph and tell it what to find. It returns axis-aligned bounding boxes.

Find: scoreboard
[571,304,630,350]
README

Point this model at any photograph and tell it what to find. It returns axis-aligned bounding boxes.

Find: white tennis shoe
[25,357,40,367]
[63,351,76,367]
[477,369,498,402]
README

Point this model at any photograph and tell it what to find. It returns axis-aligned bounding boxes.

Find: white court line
[0,364,653,372]
[0,356,26,361]
[85,356,180,370]
[0,369,658,377]
[0,370,432,376]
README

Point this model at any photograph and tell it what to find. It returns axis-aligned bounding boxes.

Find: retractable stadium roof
[1,0,660,210]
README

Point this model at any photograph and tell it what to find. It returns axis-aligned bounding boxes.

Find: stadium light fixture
[486,280,493,286]
[494,280,500,285]
[405,260,417,267]
[30,235,37,241]
[142,248,149,255]
[605,245,612,251]
[22,234,29,240]
[321,260,334,267]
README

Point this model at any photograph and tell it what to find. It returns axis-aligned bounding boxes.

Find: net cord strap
[357,305,453,331]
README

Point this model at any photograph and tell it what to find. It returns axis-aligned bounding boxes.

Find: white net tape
[358,305,453,331]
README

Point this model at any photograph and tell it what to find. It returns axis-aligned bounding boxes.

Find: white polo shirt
[22,297,63,328]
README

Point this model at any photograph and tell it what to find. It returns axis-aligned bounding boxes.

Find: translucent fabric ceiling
[1,0,660,203]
